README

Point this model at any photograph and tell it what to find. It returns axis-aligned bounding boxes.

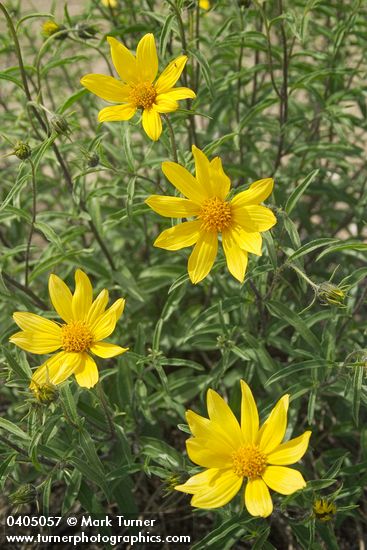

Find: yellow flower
[313,499,337,521]
[42,20,67,40]
[145,146,276,284]
[175,381,311,517]
[102,0,117,6]
[80,34,196,141]
[199,0,210,9]
[10,269,128,389]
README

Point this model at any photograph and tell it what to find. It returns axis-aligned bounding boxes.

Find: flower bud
[50,115,70,135]
[317,282,347,307]
[76,24,98,40]
[102,0,118,7]
[163,474,181,495]
[42,20,68,40]
[313,499,336,522]
[9,484,37,506]
[87,152,99,167]
[13,141,31,160]
[31,382,59,405]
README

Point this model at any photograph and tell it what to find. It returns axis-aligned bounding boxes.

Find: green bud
[50,115,70,135]
[42,20,68,40]
[162,474,181,496]
[87,152,99,167]
[13,141,31,160]
[317,282,347,307]
[9,484,37,506]
[313,498,337,522]
[77,24,98,40]
[31,382,59,405]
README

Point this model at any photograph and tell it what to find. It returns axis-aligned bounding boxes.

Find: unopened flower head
[31,381,58,405]
[175,380,311,517]
[13,141,31,160]
[313,499,336,522]
[86,151,99,167]
[146,146,276,283]
[317,282,347,307]
[9,484,36,506]
[10,269,128,389]
[102,0,117,6]
[50,115,70,135]
[77,24,98,40]
[80,34,195,141]
[42,20,67,40]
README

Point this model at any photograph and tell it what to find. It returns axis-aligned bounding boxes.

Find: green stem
[3,272,48,309]
[289,264,318,289]
[97,382,116,439]
[163,114,179,163]
[25,160,37,288]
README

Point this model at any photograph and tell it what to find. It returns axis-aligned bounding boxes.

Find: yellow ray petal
[107,36,138,84]
[91,309,119,342]
[80,74,130,103]
[222,230,248,283]
[91,297,125,333]
[175,468,220,495]
[161,161,208,204]
[98,104,136,122]
[108,297,125,320]
[186,410,241,454]
[86,289,109,326]
[90,342,128,358]
[240,380,259,445]
[142,108,162,141]
[231,178,274,207]
[233,227,262,256]
[48,273,73,323]
[13,312,61,338]
[210,157,231,200]
[206,388,243,449]
[232,205,276,233]
[267,431,311,465]
[192,145,212,193]
[10,330,61,354]
[190,469,242,509]
[30,351,81,387]
[74,353,99,388]
[245,477,273,517]
[155,55,188,94]
[188,230,218,284]
[262,466,306,495]
[145,195,200,218]
[72,269,93,321]
[186,438,233,469]
[153,93,178,113]
[258,395,289,454]
[162,87,196,100]
[136,33,158,83]
[154,220,201,251]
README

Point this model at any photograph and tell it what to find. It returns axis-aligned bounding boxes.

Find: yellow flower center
[129,82,157,109]
[232,445,267,479]
[61,321,93,353]
[199,197,232,232]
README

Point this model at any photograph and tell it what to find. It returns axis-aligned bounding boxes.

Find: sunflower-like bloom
[9,269,128,389]
[175,381,311,517]
[145,146,276,284]
[80,34,195,141]
[102,0,117,6]
[199,0,210,9]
